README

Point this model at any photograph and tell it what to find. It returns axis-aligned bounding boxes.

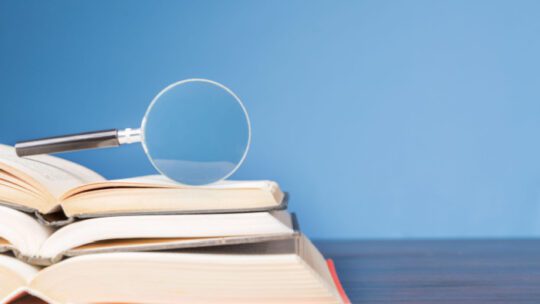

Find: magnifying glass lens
[14,79,251,186]
[142,80,250,185]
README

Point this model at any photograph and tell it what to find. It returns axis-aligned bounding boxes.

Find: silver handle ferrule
[117,128,142,144]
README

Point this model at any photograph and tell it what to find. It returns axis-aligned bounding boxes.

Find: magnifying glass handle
[15,129,134,157]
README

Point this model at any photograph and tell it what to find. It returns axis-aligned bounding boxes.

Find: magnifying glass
[15,79,251,186]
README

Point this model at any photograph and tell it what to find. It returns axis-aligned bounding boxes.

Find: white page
[0,254,38,283]
[39,212,293,259]
[111,174,277,189]
[0,205,52,257]
[0,145,104,199]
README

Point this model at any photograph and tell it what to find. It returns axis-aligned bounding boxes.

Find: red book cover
[326,259,351,304]
[6,291,46,304]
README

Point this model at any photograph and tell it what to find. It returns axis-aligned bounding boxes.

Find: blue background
[1,0,540,239]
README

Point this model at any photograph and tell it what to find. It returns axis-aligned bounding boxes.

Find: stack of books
[0,144,349,304]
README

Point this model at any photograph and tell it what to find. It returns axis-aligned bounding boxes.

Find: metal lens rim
[140,78,252,185]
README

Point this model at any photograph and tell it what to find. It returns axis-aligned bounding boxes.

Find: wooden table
[317,240,540,304]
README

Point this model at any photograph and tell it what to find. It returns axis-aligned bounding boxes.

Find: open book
[1,236,347,304]
[0,145,285,225]
[0,205,296,266]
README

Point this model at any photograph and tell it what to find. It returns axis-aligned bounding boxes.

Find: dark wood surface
[316,239,540,304]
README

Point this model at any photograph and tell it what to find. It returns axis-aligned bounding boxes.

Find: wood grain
[317,240,540,304]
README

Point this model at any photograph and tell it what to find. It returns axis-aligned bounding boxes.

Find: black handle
[15,129,120,157]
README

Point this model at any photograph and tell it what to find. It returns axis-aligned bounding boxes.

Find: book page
[30,249,341,304]
[0,145,104,200]
[90,175,276,189]
[0,205,52,258]
[0,255,38,301]
[111,175,276,189]
[38,212,293,259]
[61,174,278,200]
[59,175,284,217]
[0,255,38,283]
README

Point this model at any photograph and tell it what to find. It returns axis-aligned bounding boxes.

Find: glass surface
[142,79,250,185]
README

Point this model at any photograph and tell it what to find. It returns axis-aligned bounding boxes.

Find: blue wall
[2,0,540,239]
